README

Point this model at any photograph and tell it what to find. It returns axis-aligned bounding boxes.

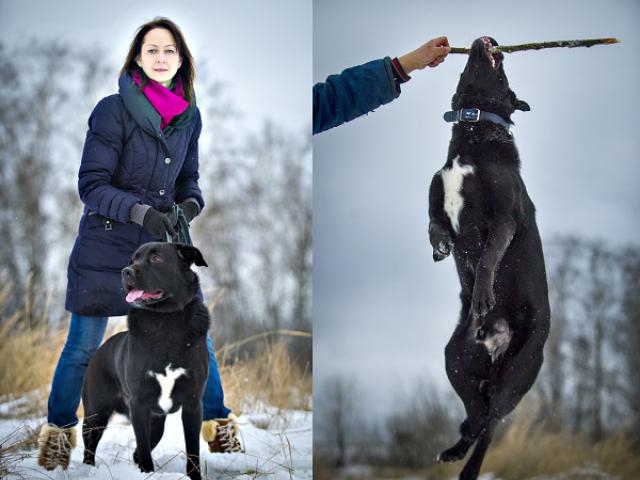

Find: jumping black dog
[81,242,209,480]
[428,37,550,480]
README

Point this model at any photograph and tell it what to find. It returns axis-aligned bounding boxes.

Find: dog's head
[121,242,208,312]
[452,36,530,121]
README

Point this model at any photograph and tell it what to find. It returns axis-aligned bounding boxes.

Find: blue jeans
[47,313,231,428]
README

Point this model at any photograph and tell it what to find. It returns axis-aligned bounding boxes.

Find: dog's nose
[122,266,135,281]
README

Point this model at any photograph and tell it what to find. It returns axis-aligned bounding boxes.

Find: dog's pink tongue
[126,289,144,302]
[141,291,162,299]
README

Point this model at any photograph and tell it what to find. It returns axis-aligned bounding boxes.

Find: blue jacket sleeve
[175,107,205,211]
[312,57,401,134]
[78,96,141,223]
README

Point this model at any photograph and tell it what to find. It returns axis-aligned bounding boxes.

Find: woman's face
[136,28,182,87]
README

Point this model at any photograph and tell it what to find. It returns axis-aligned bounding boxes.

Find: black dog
[428,37,550,480]
[81,242,209,480]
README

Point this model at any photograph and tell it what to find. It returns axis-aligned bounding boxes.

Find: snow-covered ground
[0,407,312,479]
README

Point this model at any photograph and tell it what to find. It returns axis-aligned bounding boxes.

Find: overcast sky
[0,0,311,132]
[313,0,640,413]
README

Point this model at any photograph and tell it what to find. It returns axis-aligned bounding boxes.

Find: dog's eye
[150,254,163,263]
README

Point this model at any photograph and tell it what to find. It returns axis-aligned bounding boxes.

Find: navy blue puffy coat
[313,57,400,134]
[66,73,204,316]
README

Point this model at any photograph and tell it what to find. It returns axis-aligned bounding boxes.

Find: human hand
[142,207,176,240]
[178,201,199,223]
[399,36,450,73]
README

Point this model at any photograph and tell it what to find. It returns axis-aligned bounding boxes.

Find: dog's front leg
[130,404,154,473]
[428,171,454,261]
[182,402,203,480]
[472,217,516,318]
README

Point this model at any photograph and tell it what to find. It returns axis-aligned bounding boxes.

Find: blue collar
[443,108,512,131]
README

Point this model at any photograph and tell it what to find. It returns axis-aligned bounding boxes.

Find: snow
[0,407,312,479]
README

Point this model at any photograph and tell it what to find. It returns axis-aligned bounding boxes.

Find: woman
[38,18,241,471]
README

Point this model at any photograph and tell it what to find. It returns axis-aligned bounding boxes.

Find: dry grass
[0,278,310,420]
[0,312,65,418]
[479,402,640,480]
[219,338,312,418]
[0,423,40,478]
[0,324,311,419]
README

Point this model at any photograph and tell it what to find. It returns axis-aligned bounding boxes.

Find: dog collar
[443,108,512,131]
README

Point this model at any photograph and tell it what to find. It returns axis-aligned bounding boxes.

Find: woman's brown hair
[120,17,196,104]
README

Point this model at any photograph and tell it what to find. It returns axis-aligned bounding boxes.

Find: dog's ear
[175,244,208,267]
[509,89,530,111]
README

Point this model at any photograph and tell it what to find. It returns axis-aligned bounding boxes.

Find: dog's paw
[437,441,469,463]
[428,222,453,262]
[433,239,453,262]
[133,450,154,473]
[471,287,495,318]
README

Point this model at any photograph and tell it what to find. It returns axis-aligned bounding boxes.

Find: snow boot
[37,424,77,470]
[201,413,243,453]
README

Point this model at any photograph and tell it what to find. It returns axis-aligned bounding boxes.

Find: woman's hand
[399,36,451,73]
[143,208,176,239]
[178,200,199,223]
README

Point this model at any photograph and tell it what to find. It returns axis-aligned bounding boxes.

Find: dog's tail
[458,424,495,480]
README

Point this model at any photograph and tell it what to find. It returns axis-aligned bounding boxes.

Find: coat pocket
[78,214,141,272]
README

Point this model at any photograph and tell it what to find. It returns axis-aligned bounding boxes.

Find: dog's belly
[441,156,475,234]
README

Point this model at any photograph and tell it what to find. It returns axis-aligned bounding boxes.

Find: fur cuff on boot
[201,413,243,453]
[38,424,77,471]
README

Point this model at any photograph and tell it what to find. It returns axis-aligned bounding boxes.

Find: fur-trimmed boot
[201,413,243,453]
[37,424,77,470]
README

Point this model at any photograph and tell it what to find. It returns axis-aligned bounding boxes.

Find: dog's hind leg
[82,410,111,465]
[488,318,549,420]
[458,422,496,480]
[439,321,491,463]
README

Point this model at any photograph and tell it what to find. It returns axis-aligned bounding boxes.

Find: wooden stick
[450,38,619,55]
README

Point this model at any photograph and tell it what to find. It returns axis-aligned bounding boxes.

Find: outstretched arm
[313,37,451,135]
[313,58,400,134]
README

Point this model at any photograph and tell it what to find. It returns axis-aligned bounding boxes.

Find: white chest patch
[441,156,474,234]
[148,364,187,414]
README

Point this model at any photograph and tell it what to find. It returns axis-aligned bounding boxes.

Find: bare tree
[617,246,640,441]
[385,383,460,468]
[314,375,362,469]
[538,236,580,430]
[581,243,619,441]
[0,41,73,325]
[194,115,311,350]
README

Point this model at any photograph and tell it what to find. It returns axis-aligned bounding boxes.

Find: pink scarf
[133,70,189,129]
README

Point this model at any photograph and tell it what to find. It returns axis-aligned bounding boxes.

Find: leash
[164,204,193,245]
